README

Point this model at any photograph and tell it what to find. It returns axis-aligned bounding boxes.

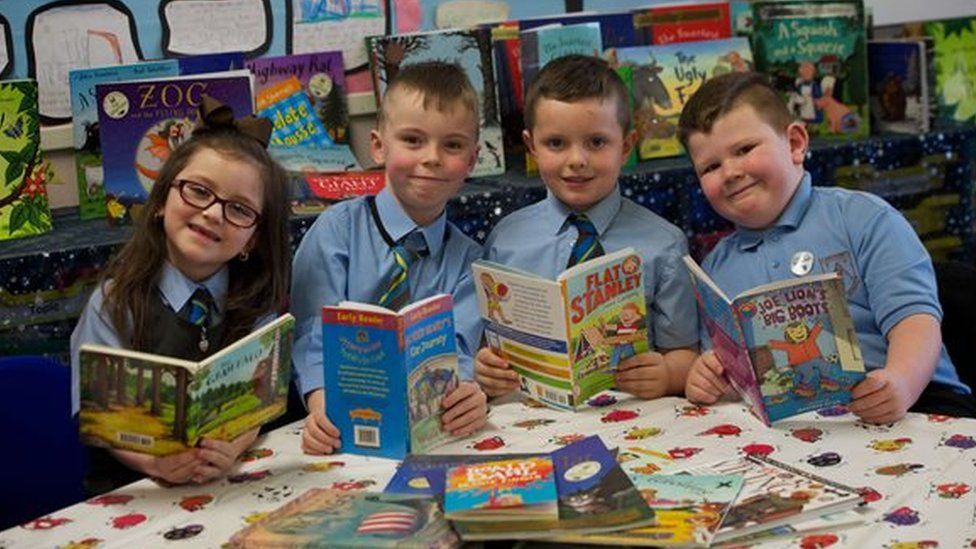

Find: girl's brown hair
[101,129,290,350]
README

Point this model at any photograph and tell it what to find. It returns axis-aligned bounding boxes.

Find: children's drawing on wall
[390,0,567,34]
[161,0,270,57]
[290,0,385,71]
[27,3,140,122]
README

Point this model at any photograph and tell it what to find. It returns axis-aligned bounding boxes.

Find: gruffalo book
[323,294,461,459]
[0,79,51,242]
[78,314,294,456]
[683,256,865,425]
[472,248,647,411]
[95,70,253,225]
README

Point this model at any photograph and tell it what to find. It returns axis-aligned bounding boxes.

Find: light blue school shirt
[70,262,230,415]
[484,186,700,350]
[290,187,483,398]
[702,172,969,394]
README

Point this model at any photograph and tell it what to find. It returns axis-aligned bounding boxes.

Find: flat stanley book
[323,294,461,459]
[79,314,294,456]
[683,256,865,425]
[472,248,647,411]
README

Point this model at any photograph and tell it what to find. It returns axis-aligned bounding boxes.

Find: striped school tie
[377,230,427,310]
[566,213,605,268]
[181,287,215,327]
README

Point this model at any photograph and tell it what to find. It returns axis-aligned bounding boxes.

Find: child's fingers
[447,408,487,436]
[301,413,339,455]
[155,453,200,484]
[701,352,724,376]
[850,373,888,400]
[476,347,508,367]
[848,386,892,416]
[442,383,486,422]
[618,351,665,371]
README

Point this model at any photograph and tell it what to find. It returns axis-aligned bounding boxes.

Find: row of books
[225,435,868,547]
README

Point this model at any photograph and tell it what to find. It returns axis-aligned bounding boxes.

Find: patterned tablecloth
[2,392,976,548]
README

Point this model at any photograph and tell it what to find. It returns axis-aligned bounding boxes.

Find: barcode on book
[354,425,380,448]
[543,388,567,405]
[117,431,153,447]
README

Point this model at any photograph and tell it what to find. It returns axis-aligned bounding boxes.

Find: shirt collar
[375,187,446,256]
[543,185,622,236]
[158,261,228,314]
[737,172,813,251]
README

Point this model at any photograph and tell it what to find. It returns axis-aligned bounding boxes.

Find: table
[2,392,975,548]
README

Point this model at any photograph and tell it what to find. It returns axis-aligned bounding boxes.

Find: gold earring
[239,250,250,262]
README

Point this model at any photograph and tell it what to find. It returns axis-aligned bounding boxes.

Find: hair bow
[193,94,273,147]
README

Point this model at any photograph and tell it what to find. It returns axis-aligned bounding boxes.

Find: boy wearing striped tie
[476,55,700,401]
[292,62,488,455]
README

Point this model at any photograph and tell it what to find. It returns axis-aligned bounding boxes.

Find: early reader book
[79,314,294,456]
[323,294,461,459]
[683,256,865,424]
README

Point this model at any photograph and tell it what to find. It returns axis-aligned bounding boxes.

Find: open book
[472,248,647,410]
[683,256,866,424]
[79,314,294,455]
[323,294,460,459]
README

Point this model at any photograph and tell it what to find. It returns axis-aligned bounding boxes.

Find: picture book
[245,50,350,144]
[0,79,51,242]
[613,37,754,160]
[268,144,378,214]
[255,76,333,148]
[633,2,732,45]
[70,53,244,220]
[323,294,461,459]
[385,451,543,500]
[78,314,294,456]
[444,456,558,522]
[683,256,866,425]
[472,248,647,411]
[751,0,870,139]
[688,454,865,543]
[554,473,744,547]
[96,70,253,225]
[452,435,656,541]
[228,489,459,549]
[368,27,505,178]
[868,39,931,134]
[923,17,976,126]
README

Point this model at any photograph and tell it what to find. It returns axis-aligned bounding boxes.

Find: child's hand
[849,369,913,424]
[615,351,670,399]
[441,381,488,436]
[685,351,729,404]
[302,389,341,454]
[191,428,259,484]
[475,347,519,397]
[111,447,202,485]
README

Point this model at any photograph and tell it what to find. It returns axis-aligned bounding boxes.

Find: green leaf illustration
[8,203,28,234]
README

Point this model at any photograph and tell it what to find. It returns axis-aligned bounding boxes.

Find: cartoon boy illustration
[789,61,824,124]
[603,302,646,368]
[480,272,511,324]
[768,320,832,394]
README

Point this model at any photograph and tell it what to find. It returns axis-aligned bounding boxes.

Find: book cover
[923,17,976,126]
[385,451,544,500]
[633,2,732,45]
[368,27,505,178]
[444,456,558,521]
[614,38,753,160]
[96,71,253,225]
[323,294,461,459]
[453,435,655,540]
[868,40,930,134]
[0,79,51,241]
[683,256,866,425]
[558,473,744,547]
[255,76,334,148]
[69,54,244,220]
[689,454,864,543]
[78,314,294,456]
[228,489,459,549]
[751,0,870,139]
[245,50,350,144]
[472,247,647,411]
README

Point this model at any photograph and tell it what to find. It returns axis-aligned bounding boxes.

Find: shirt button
[772,261,780,269]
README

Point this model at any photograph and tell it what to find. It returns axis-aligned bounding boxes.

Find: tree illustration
[0,81,48,236]
[459,30,499,124]
[317,83,349,143]
[374,35,427,86]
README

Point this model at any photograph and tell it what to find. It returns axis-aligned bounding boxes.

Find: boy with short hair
[292,61,488,454]
[476,55,699,400]
[680,71,975,423]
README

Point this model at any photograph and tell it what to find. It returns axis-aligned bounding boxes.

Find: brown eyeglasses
[171,179,261,228]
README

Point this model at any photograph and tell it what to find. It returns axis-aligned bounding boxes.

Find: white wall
[865,0,976,26]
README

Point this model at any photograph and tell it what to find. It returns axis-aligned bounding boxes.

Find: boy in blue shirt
[476,55,700,400]
[292,62,489,454]
[680,71,975,423]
